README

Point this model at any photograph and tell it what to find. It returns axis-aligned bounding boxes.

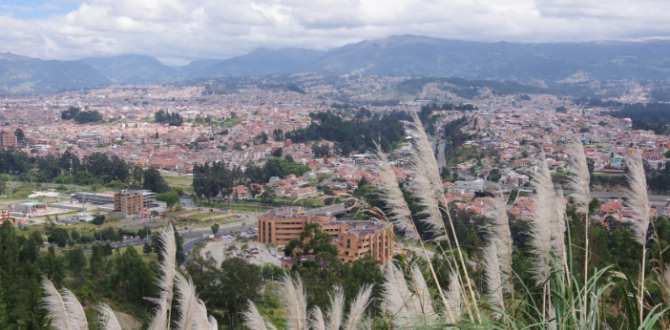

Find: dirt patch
[113,310,142,330]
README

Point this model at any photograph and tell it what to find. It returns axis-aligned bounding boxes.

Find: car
[253,251,259,254]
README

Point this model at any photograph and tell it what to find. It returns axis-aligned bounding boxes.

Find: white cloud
[0,0,669,65]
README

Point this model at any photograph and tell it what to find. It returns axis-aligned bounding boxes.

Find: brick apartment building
[114,190,143,217]
[0,131,17,148]
[257,207,393,265]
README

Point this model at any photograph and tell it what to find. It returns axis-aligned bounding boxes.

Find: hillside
[79,55,175,84]
[0,53,111,95]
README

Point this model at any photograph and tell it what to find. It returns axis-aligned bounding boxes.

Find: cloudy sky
[1,0,669,65]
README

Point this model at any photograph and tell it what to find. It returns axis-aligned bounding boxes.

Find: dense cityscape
[3,48,670,330]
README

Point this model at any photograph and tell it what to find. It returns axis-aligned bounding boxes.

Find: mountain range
[4,34,670,94]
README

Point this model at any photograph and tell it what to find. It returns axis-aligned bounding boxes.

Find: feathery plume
[552,190,567,267]
[488,193,513,294]
[97,303,122,330]
[242,301,277,330]
[61,287,88,330]
[41,277,72,330]
[411,264,435,318]
[373,143,419,241]
[568,140,590,216]
[309,307,325,330]
[146,293,169,330]
[174,272,211,330]
[279,274,308,330]
[483,243,504,318]
[147,223,177,330]
[342,285,373,330]
[626,155,651,245]
[410,111,447,201]
[326,286,345,330]
[445,270,462,323]
[626,154,651,323]
[382,263,422,327]
[410,154,448,241]
[208,315,218,330]
[529,152,555,287]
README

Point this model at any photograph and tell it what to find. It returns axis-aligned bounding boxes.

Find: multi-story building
[0,131,17,148]
[114,190,143,217]
[258,207,393,265]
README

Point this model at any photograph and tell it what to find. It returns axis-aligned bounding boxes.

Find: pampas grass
[243,301,277,330]
[280,274,308,330]
[41,277,75,330]
[530,152,556,287]
[145,222,177,330]
[373,144,419,242]
[569,140,590,216]
[326,286,345,330]
[488,194,513,294]
[626,155,651,322]
[97,303,122,330]
[382,262,423,327]
[483,243,504,318]
[410,112,480,321]
[410,155,448,241]
[174,272,212,330]
[342,284,373,330]
[445,269,461,324]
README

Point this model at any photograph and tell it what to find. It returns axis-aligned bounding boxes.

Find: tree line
[154,110,184,126]
[0,148,170,193]
[284,111,405,155]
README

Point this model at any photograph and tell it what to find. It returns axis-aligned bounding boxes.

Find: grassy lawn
[163,176,194,193]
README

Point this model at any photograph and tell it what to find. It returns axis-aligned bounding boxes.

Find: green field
[164,175,194,193]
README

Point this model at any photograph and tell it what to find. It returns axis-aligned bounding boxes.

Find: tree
[89,244,104,277]
[70,228,80,241]
[102,243,114,256]
[143,167,170,193]
[143,242,153,254]
[285,154,294,163]
[165,195,177,210]
[66,247,87,276]
[91,215,105,226]
[47,227,69,248]
[0,181,6,196]
[211,224,220,235]
[358,176,368,187]
[138,226,151,240]
[260,187,276,204]
[13,128,24,141]
[61,106,80,120]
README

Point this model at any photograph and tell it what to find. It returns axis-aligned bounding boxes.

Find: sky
[1,0,669,65]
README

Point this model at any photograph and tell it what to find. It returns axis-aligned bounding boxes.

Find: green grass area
[208,201,275,213]
[163,176,194,193]
[117,246,158,263]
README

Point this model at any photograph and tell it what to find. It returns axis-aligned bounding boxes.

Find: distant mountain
[173,59,221,73]
[79,55,175,83]
[187,48,324,79]
[304,35,670,82]
[0,53,111,95]
[7,35,670,95]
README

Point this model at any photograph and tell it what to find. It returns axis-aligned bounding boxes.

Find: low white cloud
[0,0,668,65]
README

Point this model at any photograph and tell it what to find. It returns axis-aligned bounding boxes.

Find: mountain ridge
[5,35,670,94]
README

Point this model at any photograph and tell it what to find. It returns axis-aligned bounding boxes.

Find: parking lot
[201,236,283,267]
